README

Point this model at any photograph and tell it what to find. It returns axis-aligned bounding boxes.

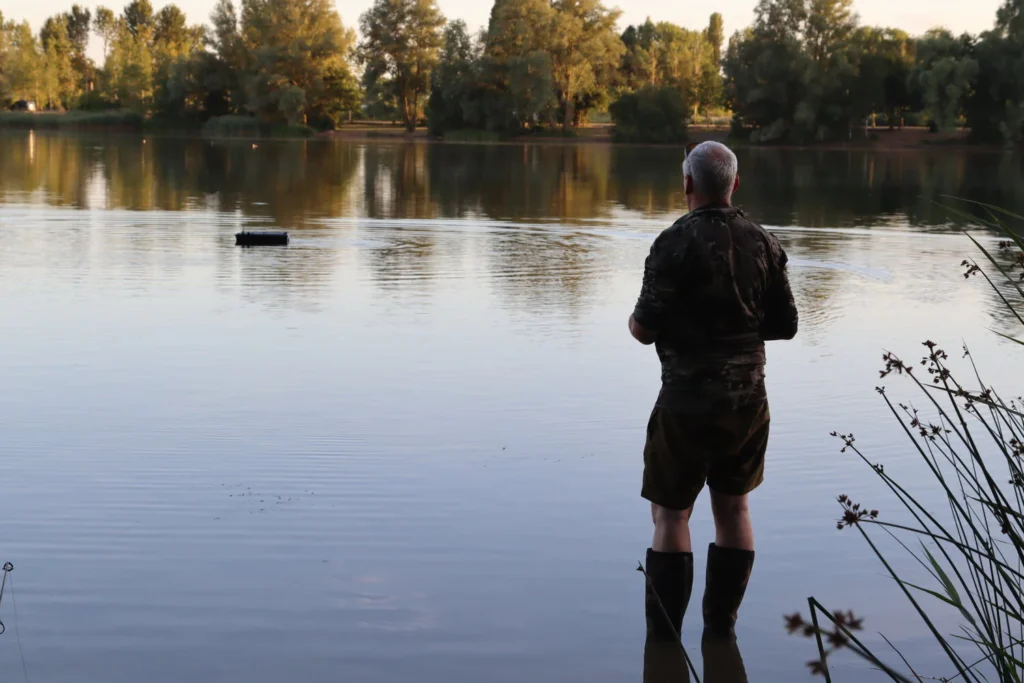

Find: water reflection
[2,132,1022,331]
[643,635,749,683]
[5,133,1023,228]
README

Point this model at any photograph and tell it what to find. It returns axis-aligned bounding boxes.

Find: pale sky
[12,0,1005,54]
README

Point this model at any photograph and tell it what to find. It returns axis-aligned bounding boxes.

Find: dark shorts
[641,400,770,511]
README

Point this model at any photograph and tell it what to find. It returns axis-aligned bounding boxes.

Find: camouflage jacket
[632,204,798,412]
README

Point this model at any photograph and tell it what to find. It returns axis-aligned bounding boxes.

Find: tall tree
[93,7,116,58]
[65,6,91,56]
[427,20,482,135]
[996,0,1024,38]
[359,0,446,131]
[908,29,978,131]
[548,0,624,130]
[7,21,44,104]
[706,12,724,64]
[154,5,189,50]
[482,0,557,131]
[241,0,361,126]
[123,0,154,41]
[724,0,811,141]
[850,27,914,127]
[804,0,856,63]
[40,15,78,108]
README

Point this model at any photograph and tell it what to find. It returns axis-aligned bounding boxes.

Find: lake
[1,131,1022,683]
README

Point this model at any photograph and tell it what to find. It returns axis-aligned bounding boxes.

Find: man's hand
[629,315,658,345]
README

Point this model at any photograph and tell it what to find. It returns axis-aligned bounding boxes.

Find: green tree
[65,5,92,54]
[208,0,246,111]
[64,5,94,94]
[548,0,624,129]
[40,15,77,109]
[966,26,1024,144]
[102,17,154,110]
[123,0,154,41]
[798,0,859,138]
[150,5,206,116]
[6,21,44,104]
[0,13,9,103]
[909,29,978,131]
[154,5,189,50]
[723,0,810,141]
[238,0,360,127]
[93,7,117,58]
[482,0,557,131]
[849,27,915,127]
[996,0,1024,37]
[706,12,724,65]
[427,20,482,135]
[359,0,446,132]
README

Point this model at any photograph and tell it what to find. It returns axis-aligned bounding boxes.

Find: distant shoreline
[0,115,999,151]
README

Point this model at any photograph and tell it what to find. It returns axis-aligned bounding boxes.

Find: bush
[201,116,315,139]
[609,86,689,144]
[0,110,143,131]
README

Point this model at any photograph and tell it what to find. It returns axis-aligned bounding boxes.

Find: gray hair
[682,141,738,200]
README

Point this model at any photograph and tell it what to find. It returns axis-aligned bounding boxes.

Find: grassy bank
[0,112,317,139]
[0,110,143,131]
[0,113,986,150]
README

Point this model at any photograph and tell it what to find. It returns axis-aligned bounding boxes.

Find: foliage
[787,202,1024,682]
[4,0,1024,144]
[547,0,624,130]
[426,20,483,137]
[427,0,623,137]
[239,0,360,127]
[609,85,689,143]
[359,0,445,132]
[908,29,978,131]
[619,17,725,117]
[967,4,1024,145]
[725,0,873,142]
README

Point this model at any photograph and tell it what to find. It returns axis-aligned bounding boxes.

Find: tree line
[0,0,1022,144]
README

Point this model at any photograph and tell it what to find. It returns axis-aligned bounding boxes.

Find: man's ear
[733,174,741,194]
[685,175,694,194]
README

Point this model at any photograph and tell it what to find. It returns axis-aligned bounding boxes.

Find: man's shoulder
[659,207,771,241]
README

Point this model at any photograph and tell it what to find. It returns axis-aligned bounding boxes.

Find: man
[629,141,798,644]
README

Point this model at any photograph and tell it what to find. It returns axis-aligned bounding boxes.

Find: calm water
[1,131,1023,682]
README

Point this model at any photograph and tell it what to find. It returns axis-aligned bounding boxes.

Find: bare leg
[709,491,754,551]
[651,503,694,553]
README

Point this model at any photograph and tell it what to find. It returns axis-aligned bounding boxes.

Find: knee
[710,494,749,522]
[652,504,692,527]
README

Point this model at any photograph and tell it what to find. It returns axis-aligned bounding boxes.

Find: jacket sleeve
[632,233,679,333]
[761,234,799,341]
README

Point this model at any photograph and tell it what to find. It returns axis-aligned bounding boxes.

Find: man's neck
[687,196,732,213]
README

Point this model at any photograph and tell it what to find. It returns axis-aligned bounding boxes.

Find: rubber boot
[702,631,749,683]
[643,636,691,683]
[644,548,694,642]
[701,544,755,641]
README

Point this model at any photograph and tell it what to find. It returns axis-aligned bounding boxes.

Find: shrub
[609,86,689,144]
[0,110,143,131]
